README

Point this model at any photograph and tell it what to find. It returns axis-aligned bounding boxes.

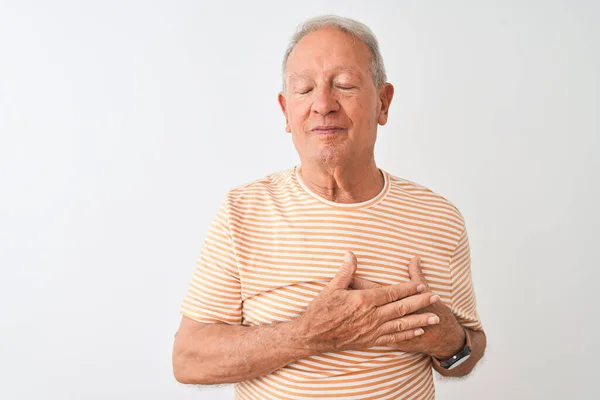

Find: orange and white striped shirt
[180,164,483,399]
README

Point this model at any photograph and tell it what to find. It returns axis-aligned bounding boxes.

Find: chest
[234,216,455,325]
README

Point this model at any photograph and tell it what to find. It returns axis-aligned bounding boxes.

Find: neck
[298,160,384,204]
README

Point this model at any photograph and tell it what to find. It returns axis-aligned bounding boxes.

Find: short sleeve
[179,196,242,325]
[448,223,484,331]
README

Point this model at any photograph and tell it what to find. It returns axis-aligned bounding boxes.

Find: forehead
[285,27,372,77]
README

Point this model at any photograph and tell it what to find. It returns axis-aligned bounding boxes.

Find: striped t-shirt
[180,164,483,399]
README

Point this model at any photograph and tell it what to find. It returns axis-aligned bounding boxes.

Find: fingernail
[430,295,440,304]
[344,251,352,263]
[415,328,425,336]
[417,284,426,292]
[428,316,440,325]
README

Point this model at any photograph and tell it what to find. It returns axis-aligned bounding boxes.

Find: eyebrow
[288,67,363,81]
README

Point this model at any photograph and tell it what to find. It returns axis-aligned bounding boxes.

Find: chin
[315,146,347,166]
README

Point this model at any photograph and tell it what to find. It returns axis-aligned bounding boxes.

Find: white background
[1,0,598,399]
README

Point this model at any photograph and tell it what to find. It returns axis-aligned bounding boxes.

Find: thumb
[328,251,357,290]
[408,256,429,289]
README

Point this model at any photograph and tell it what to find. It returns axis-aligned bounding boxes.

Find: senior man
[173,15,486,399]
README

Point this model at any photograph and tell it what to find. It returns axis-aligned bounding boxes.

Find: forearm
[432,328,486,378]
[173,319,314,385]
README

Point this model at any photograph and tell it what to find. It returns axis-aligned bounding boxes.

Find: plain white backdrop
[1,0,598,399]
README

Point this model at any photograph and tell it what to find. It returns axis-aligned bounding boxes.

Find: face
[278,27,394,168]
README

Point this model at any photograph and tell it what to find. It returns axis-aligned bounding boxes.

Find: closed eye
[336,85,357,90]
[297,88,313,95]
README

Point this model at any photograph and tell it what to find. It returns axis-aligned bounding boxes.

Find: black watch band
[438,327,472,370]
[439,344,471,369]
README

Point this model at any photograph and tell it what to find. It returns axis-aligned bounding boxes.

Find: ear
[377,83,394,126]
[278,92,291,133]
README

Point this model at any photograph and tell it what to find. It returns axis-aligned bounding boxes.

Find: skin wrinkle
[278,27,390,203]
[282,27,381,92]
[172,21,486,389]
[351,258,487,376]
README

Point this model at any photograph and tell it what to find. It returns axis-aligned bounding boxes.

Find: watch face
[447,353,471,370]
[440,346,471,370]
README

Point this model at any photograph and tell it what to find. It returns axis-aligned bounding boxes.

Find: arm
[406,220,486,377]
[432,221,486,377]
[400,289,485,378]
[351,253,487,378]
[173,251,440,385]
[431,327,486,377]
[172,316,313,384]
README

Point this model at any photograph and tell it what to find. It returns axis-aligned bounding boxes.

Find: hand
[296,251,440,353]
[350,256,466,359]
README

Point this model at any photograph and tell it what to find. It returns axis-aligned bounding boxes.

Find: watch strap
[432,326,472,370]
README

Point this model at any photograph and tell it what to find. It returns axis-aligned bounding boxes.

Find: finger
[408,256,429,289]
[372,328,425,347]
[369,281,427,306]
[377,312,440,337]
[375,291,441,321]
[350,276,381,290]
[327,251,357,290]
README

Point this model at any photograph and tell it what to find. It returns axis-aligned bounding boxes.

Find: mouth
[310,126,346,134]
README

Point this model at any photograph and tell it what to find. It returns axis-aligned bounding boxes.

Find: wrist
[284,317,323,357]
[431,324,467,360]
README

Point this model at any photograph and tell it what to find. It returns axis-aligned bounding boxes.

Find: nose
[311,86,339,116]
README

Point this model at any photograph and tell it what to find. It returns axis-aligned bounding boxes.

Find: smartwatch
[436,327,472,370]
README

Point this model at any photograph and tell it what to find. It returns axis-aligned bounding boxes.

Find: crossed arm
[173,253,486,384]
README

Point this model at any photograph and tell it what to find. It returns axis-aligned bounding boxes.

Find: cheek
[288,104,313,131]
[286,99,304,118]
[344,100,373,127]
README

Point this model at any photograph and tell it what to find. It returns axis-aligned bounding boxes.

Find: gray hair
[281,15,387,92]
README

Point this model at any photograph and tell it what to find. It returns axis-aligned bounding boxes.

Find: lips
[310,126,346,133]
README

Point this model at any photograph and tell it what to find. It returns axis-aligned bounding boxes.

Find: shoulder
[219,166,296,212]
[386,171,466,229]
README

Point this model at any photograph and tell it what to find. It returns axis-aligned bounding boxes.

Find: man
[173,15,486,399]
